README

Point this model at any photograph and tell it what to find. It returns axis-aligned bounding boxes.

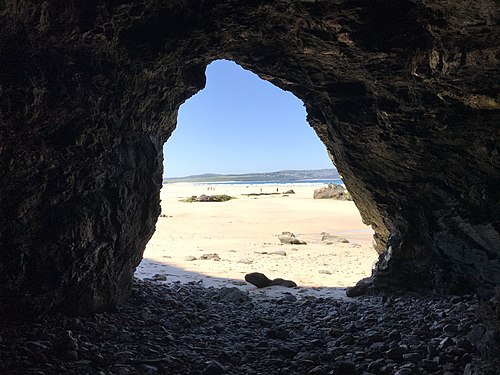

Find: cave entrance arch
[1,1,498,316]
[137,59,377,289]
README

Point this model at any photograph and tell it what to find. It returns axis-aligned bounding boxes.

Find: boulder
[313,184,352,200]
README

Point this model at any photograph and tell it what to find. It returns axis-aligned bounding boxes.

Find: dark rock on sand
[270,278,297,288]
[245,272,272,288]
[200,254,221,261]
[346,278,374,297]
[245,272,297,288]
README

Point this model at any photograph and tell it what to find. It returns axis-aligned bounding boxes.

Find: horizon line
[163,167,338,179]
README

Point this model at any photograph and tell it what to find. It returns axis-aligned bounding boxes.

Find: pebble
[152,274,167,281]
[268,250,287,256]
[0,280,486,375]
[237,257,253,264]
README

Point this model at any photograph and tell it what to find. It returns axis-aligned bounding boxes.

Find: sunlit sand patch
[136,182,377,300]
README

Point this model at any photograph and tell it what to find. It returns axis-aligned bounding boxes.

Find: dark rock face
[0,1,498,315]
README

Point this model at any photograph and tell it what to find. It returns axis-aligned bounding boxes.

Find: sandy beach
[135,182,377,300]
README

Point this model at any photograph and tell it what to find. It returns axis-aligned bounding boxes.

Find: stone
[402,353,422,363]
[308,365,327,375]
[346,277,373,297]
[280,294,297,303]
[438,336,453,350]
[393,369,413,375]
[200,253,221,261]
[244,272,297,288]
[466,324,486,346]
[421,359,439,371]
[283,190,295,194]
[331,361,356,374]
[152,274,167,281]
[269,278,297,288]
[443,324,458,334]
[0,0,498,316]
[138,365,158,374]
[184,256,197,261]
[216,287,250,304]
[245,272,272,288]
[269,250,287,256]
[237,258,253,264]
[266,325,290,340]
[202,361,225,375]
[313,184,352,200]
[386,346,405,360]
[321,234,349,243]
[185,194,234,203]
[278,232,307,245]
[318,270,332,275]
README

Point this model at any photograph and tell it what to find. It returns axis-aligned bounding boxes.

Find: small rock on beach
[200,253,221,261]
[278,231,307,245]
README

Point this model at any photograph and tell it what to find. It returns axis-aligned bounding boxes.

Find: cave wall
[0,0,498,315]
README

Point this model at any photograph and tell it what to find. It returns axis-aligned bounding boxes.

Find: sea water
[195,179,344,186]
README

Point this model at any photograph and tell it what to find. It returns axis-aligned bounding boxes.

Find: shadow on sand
[135,257,353,302]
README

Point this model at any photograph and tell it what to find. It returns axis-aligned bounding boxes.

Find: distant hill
[163,169,340,183]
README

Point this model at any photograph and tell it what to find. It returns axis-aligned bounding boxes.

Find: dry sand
[135,182,378,300]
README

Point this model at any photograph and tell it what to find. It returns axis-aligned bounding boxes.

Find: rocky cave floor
[0,279,497,375]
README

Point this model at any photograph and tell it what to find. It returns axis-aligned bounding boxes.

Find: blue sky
[163,60,334,178]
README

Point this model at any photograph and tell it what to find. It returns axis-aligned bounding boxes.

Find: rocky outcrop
[313,183,353,200]
[0,0,499,316]
[184,194,234,202]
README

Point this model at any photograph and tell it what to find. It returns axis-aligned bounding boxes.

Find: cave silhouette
[0,1,498,318]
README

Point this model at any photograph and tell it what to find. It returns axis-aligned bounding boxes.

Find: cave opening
[135,59,377,292]
[1,1,498,372]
